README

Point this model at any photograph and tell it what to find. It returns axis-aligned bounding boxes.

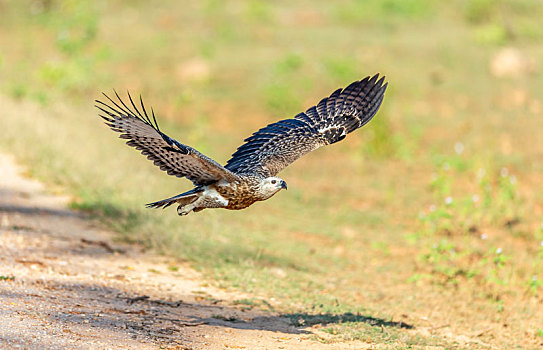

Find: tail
[145,188,202,209]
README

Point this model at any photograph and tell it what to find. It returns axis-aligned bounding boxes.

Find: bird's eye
[271,180,277,184]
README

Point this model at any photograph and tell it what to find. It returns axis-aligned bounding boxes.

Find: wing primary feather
[139,94,153,127]
[367,77,386,103]
[100,91,133,118]
[364,85,387,122]
[370,73,379,84]
[336,78,363,113]
[97,113,114,125]
[359,81,387,128]
[127,91,145,121]
[113,89,138,119]
[95,104,116,118]
[150,107,160,132]
[98,90,162,133]
[366,77,386,104]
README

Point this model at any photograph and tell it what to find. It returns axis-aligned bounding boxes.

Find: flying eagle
[96,74,388,216]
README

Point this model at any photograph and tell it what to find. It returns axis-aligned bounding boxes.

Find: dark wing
[225,74,388,177]
[96,92,241,186]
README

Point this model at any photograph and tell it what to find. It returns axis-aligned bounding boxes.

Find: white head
[258,176,287,199]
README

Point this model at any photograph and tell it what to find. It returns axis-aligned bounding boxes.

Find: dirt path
[0,153,369,349]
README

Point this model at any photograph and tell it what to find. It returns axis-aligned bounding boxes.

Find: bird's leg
[177,203,196,216]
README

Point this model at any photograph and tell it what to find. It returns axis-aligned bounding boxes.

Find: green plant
[528,275,542,295]
[418,239,479,285]
[482,247,509,287]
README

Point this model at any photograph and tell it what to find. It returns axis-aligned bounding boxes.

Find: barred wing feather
[225,74,388,177]
[96,92,240,186]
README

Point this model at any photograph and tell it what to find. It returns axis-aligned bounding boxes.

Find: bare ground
[0,153,376,349]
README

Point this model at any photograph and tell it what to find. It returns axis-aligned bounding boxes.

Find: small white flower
[533,275,538,282]
[496,247,502,254]
[454,142,464,155]
[472,194,479,203]
[480,234,488,240]
[509,175,517,185]
[445,196,453,205]
[540,241,543,247]
[500,167,509,177]
[429,204,437,212]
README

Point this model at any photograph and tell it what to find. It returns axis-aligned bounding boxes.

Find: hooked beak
[281,181,288,190]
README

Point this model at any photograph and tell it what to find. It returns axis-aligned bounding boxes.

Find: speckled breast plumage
[214,176,263,210]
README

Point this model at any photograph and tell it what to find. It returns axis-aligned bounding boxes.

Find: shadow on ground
[0,204,79,218]
[1,277,414,342]
[1,189,414,348]
[285,312,413,329]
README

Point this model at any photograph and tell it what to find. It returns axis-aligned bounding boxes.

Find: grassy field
[2,0,543,348]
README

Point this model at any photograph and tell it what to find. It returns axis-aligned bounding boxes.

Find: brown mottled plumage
[96,74,388,216]
[215,176,262,210]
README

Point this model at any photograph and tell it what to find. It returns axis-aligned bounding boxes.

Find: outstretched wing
[225,74,388,177]
[96,92,241,186]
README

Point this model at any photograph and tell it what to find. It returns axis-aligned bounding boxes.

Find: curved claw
[177,206,189,216]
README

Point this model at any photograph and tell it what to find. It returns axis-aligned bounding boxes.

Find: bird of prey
[96,74,388,216]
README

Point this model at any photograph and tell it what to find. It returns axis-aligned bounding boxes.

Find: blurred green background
[1,0,543,348]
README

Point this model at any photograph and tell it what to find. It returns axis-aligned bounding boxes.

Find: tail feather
[145,188,202,209]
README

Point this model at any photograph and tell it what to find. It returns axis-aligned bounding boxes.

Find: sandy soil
[0,153,370,349]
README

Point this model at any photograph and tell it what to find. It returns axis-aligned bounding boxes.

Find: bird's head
[259,176,287,199]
